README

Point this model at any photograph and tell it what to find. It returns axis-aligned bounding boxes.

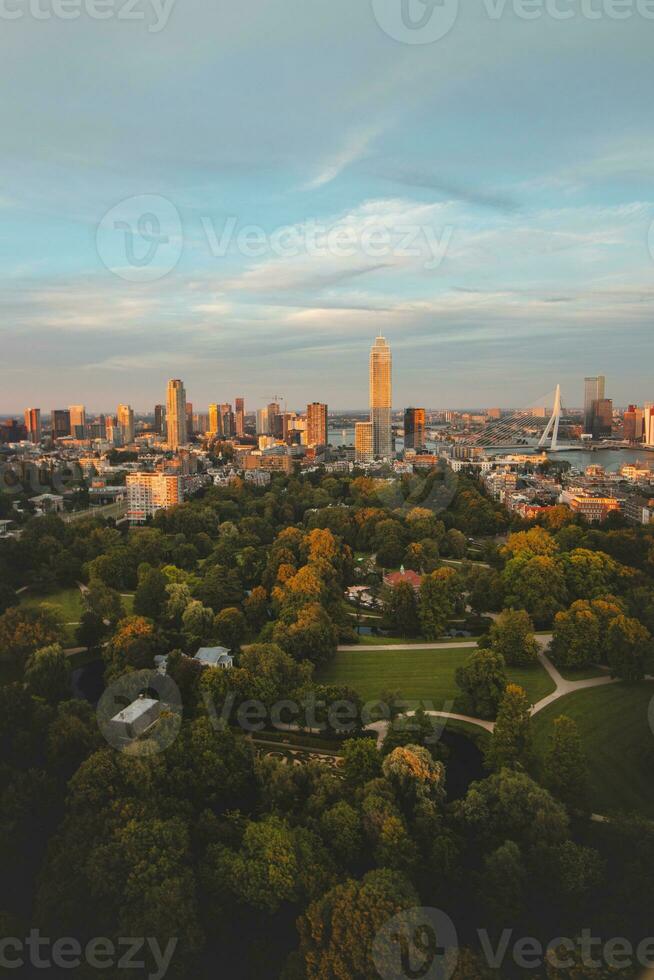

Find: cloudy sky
[1,0,653,412]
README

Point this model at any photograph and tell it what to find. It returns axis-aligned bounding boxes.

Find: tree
[503,527,558,559]
[542,715,590,815]
[444,528,467,558]
[467,566,504,617]
[84,580,124,627]
[24,643,70,703]
[214,607,247,653]
[319,802,364,868]
[561,548,618,602]
[272,602,338,666]
[606,615,651,681]
[489,608,539,666]
[382,581,419,637]
[103,616,159,679]
[0,605,63,667]
[181,600,215,649]
[297,869,419,980]
[382,743,446,810]
[133,566,168,622]
[205,816,332,914]
[549,600,602,669]
[196,564,243,614]
[75,610,105,650]
[485,684,533,771]
[243,586,269,633]
[502,554,567,626]
[458,767,569,850]
[455,648,507,719]
[478,840,526,927]
[341,738,382,786]
[419,568,460,639]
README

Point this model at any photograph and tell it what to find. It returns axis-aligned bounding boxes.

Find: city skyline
[2,7,653,412]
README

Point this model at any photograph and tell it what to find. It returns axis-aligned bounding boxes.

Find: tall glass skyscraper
[584,376,606,434]
[369,334,392,457]
[166,379,187,449]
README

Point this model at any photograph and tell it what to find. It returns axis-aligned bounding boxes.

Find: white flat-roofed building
[109,696,161,740]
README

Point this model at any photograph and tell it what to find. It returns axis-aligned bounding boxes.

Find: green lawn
[556,665,609,681]
[20,587,85,643]
[317,648,554,712]
[532,684,654,818]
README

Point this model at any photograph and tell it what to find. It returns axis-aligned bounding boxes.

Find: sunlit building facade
[370,334,392,457]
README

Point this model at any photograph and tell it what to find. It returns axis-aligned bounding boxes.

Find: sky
[1,0,653,412]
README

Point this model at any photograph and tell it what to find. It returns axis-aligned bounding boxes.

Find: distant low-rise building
[568,494,621,523]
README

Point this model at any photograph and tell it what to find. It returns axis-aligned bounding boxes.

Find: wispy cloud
[302,125,382,190]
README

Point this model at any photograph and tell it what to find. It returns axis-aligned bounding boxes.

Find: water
[328,426,654,474]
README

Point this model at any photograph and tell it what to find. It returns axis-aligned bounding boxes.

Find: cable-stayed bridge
[466,385,569,452]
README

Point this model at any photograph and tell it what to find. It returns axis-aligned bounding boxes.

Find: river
[328,426,654,474]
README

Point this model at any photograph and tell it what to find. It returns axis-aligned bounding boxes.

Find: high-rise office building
[370,334,392,457]
[355,421,374,463]
[185,402,194,439]
[51,409,71,439]
[256,408,269,435]
[235,397,245,438]
[69,405,87,439]
[24,408,41,444]
[166,379,187,449]
[208,403,222,437]
[404,407,425,450]
[644,404,654,447]
[154,404,165,435]
[307,402,328,447]
[221,403,234,439]
[583,376,606,434]
[117,404,135,444]
[623,405,644,442]
[592,398,613,440]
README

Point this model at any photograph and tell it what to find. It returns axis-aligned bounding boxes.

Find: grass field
[20,587,84,643]
[316,648,555,712]
[556,665,609,681]
[532,683,654,817]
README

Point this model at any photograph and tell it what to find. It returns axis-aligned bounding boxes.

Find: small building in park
[109,696,161,740]
[383,567,423,591]
[194,646,234,669]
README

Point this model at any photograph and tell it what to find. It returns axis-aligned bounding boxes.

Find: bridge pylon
[537,384,562,451]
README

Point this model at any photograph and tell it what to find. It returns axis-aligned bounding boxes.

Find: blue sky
[1,0,653,412]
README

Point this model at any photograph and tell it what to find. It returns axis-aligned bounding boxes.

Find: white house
[194,646,233,669]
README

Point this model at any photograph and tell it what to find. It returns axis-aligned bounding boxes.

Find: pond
[71,659,105,705]
[438,727,486,801]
